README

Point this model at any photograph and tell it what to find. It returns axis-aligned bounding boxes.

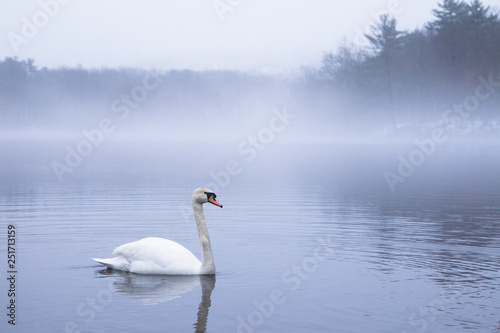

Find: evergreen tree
[364,14,405,128]
[426,0,469,87]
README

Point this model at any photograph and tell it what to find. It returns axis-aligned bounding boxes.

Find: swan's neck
[192,201,215,274]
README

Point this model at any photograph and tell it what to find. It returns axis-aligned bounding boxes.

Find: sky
[1,0,499,73]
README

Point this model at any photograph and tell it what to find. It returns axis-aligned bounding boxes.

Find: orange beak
[208,196,223,208]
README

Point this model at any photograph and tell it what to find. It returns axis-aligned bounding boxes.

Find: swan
[92,188,222,275]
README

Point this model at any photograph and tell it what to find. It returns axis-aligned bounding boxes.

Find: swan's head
[193,188,223,208]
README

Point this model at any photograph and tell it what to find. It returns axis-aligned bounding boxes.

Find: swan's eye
[204,191,223,208]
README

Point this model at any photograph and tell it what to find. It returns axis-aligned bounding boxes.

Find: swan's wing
[111,237,202,275]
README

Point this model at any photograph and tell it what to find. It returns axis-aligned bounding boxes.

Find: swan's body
[93,237,203,275]
[93,188,222,275]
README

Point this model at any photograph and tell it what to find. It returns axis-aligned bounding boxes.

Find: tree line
[319,0,500,133]
[0,57,285,132]
[1,0,499,137]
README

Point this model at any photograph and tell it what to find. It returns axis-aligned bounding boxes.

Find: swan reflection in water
[96,269,216,333]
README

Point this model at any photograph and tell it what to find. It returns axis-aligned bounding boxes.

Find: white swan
[93,188,222,275]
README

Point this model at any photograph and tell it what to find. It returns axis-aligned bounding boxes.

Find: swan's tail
[92,257,130,271]
[92,257,113,266]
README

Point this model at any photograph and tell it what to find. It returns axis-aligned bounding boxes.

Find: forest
[1,0,499,139]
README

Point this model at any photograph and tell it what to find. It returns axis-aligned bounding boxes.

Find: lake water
[1,141,499,332]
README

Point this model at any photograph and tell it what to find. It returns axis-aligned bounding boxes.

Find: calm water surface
[1,142,499,332]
